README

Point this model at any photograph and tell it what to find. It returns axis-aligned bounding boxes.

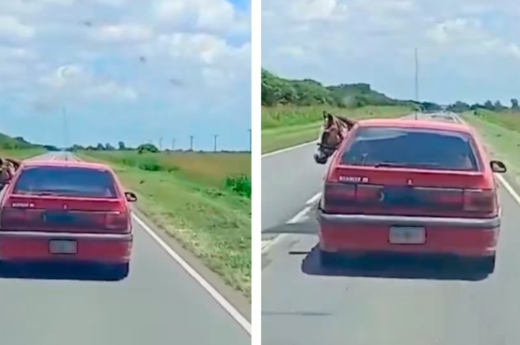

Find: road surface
[0,152,250,345]
[262,113,520,344]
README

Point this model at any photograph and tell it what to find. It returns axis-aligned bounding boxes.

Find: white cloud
[0,0,250,149]
[0,15,34,39]
[40,64,138,101]
[154,0,236,32]
[290,0,347,21]
[92,24,154,43]
[263,0,520,104]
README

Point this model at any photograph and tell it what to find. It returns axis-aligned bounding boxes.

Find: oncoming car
[0,160,137,279]
[317,118,506,273]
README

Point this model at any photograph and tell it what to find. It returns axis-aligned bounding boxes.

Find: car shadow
[299,245,490,281]
[0,263,127,282]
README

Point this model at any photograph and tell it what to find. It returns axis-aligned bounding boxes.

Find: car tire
[105,263,130,281]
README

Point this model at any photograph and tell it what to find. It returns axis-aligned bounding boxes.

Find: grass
[77,150,252,298]
[462,110,520,190]
[0,147,47,160]
[262,105,415,153]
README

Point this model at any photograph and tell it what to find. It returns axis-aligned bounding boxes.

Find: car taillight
[322,182,382,211]
[1,208,26,225]
[105,211,129,231]
[463,189,497,214]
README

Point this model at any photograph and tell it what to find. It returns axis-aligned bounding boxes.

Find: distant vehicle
[317,118,506,273]
[0,160,137,279]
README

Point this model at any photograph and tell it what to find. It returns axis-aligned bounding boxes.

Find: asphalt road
[262,113,520,344]
[0,152,250,345]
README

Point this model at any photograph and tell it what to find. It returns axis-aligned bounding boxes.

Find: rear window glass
[341,126,479,171]
[13,166,118,198]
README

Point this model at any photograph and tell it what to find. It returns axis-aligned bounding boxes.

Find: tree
[512,99,519,110]
[484,100,494,110]
[494,101,505,111]
[137,143,159,154]
[118,141,126,150]
[447,101,470,113]
[96,143,105,151]
[105,143,115,150]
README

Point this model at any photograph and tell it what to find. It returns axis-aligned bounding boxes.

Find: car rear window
[341,126,480,171]
[13,166,118,198]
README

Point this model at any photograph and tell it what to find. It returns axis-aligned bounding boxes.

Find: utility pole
[159,137,163,151]
[214,135,218,152]
[190,135,194,151]
[171,138,176,152]
[62,107,68,160]
[415,47,419,120]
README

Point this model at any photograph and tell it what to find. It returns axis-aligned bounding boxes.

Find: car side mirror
[125,191,138,202]
[490,160,506,173]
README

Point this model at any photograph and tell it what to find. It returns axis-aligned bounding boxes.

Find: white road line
[71,153,251,336]
[496,175,520,206]
[132,215,252,335]
[287,192,321,224]
[262,192,322,254]
[262,140,317,158]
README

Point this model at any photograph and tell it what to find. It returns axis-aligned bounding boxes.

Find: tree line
[446,99,520,113]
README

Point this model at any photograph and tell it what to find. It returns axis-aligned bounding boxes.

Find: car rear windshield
[13,166,118,198]
[341,126,480,171]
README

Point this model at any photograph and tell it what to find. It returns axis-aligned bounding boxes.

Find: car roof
[21,160,113,172]
[356,118,473,134]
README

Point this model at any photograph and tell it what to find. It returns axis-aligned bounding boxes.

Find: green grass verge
[462,111,520,190]
[77,150,252,298]
[262,105,414,154]
[0,147,48,160]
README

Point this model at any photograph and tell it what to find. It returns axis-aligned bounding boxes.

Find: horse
[314,111,357,164]
[0,158,20,189]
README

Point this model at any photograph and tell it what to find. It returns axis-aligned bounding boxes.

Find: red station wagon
[317,119,506,273]
[0,160,137,279]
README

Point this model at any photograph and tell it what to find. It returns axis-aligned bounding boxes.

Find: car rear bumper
[317,211,500,257]
[0,230,133,264]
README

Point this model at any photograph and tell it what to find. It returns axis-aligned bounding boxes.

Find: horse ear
[326,113,333,126]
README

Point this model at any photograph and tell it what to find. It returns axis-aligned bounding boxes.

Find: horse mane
[322,111,357,130]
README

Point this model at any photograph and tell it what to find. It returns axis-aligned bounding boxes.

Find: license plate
[49,240,78,254]
[389,226,426,244]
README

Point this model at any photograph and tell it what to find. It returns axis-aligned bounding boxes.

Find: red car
[317,118,506,273]
[0,160,137,279]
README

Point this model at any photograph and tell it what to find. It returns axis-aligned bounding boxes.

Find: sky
[262,0,520,106]
[0,0,251,150]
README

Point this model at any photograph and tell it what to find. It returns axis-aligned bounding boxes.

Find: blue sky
[262,0,520,106]
[0,0,251,150]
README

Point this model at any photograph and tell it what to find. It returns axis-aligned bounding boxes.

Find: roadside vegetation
[261,69,422,153]
[462,108,520,193]
[0,133,47,159]
[77,148,252,298]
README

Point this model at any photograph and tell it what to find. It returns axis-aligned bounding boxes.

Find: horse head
[314,111,355,164]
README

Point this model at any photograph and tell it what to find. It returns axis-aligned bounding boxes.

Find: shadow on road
[0,262,127,282]
[300,246,490,281]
